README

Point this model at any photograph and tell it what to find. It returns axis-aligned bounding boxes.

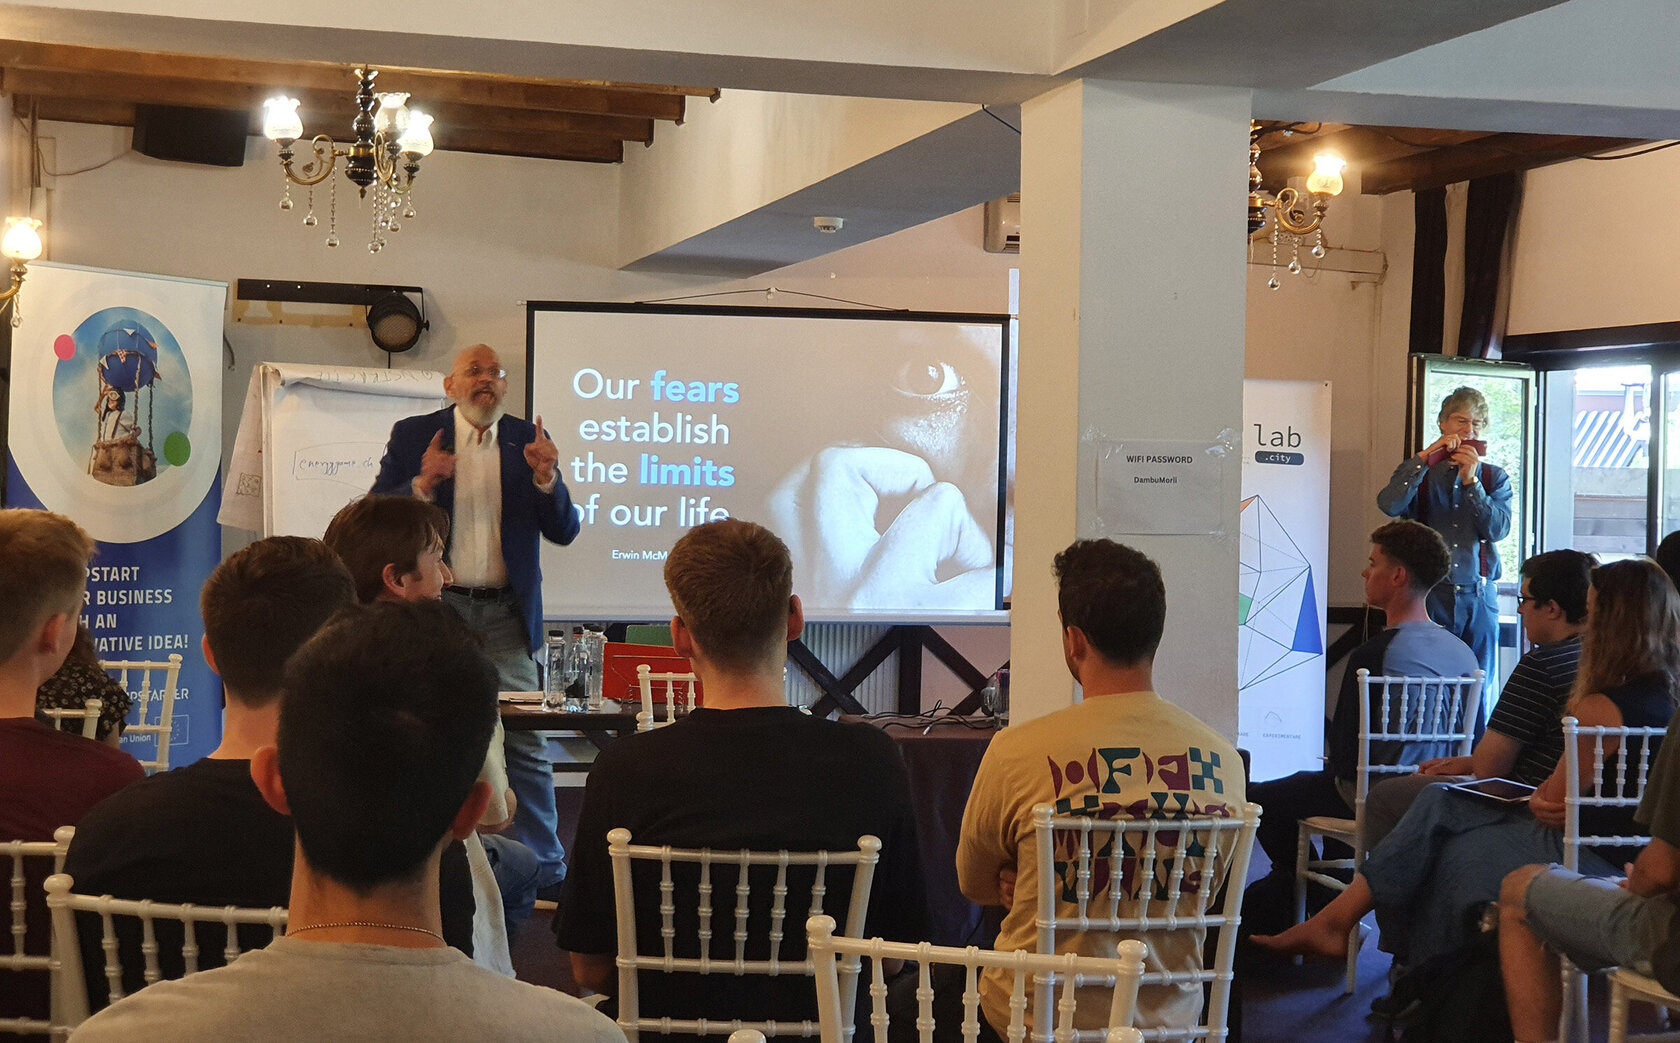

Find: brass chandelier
[262,68,435,254]
[1248,121,1345,288]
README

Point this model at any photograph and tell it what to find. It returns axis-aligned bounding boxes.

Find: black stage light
[366,291,428,353]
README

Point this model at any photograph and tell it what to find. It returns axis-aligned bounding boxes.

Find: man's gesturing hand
[416,429,455,496]
[525,415,560,487]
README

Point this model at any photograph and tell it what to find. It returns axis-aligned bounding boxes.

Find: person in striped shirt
[1361,549,1593,849]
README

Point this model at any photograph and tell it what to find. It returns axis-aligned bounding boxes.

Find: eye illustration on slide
[762,321,1005,614]
[892,358,968,398]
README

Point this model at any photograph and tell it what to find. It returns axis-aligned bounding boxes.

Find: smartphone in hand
[1425,438,1486,467]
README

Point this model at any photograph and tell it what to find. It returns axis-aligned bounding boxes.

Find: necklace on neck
[288,921,444,944]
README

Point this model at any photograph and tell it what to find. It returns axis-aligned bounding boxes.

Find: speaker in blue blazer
[370,404,580,653]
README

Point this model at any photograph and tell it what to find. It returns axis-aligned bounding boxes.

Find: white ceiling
[2,0,1672,273]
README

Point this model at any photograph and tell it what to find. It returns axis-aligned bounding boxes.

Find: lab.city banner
[6,261,226,766]
[1239,379,1331,782]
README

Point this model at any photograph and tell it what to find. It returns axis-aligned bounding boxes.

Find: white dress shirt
[446,410,509,589]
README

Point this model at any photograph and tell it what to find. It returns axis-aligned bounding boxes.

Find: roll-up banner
[1239,379,1332,782]
[5,262,226,766]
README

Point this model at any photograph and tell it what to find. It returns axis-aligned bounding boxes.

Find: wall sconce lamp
[0,216,43,324]
[1247,121,1346,288]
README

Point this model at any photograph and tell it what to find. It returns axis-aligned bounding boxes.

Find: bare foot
[1250,916,1352,961]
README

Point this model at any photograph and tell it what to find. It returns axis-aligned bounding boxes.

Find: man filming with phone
[1378,385,1514,693]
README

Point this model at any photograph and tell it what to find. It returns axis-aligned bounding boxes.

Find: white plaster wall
[618,91,978,266]
[1507,148,1680,335]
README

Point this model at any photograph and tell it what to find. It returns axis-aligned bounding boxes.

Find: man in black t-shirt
[64,537,477,1008]
[555,520,928,1032]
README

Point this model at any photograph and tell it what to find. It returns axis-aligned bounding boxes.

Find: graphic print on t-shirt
[1045,744,1240,905]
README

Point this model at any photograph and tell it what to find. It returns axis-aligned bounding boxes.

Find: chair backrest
[98,655,182,773]
[0,827,74,1039]
[636,665,697,732]
[44,872,287,1030]
[37,701,102,741]
[807,914,1146,1043]
[1562,714,1668,872]
[607,827,880,1041]
[1033,802,1259,1043]
[1354,670,1485,829]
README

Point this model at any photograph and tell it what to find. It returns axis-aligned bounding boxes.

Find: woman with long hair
[1255,557,1679,970]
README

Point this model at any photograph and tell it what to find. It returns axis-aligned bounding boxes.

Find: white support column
[1011,80,1250,738]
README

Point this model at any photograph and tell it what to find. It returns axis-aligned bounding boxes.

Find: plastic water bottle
[543,631,569,712]
[583,624,608,711]
[563,626,588,713]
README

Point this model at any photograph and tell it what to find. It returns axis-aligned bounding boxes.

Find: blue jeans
[443,589,566,888]
[1427,580,1499,717]
[479,833,542,932]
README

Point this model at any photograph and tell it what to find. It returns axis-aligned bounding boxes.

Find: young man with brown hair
[324,493,541,963]
[0,509,142,1030]
[0,507,143,843]
[63,536,477,1005]
[556,518,927,1026]
[1244,519,1479,933]
[71,601,624,1043]
[954,538,1246,1038]
[323,494,455,603]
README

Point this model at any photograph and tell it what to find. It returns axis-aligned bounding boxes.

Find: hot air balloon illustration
[88,323,161,486]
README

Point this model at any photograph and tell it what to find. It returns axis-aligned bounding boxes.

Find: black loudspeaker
[132,105,248,167]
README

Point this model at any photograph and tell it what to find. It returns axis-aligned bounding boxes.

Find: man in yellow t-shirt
[955,539,1246,1040]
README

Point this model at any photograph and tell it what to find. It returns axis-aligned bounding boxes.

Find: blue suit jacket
[371,405,580,652]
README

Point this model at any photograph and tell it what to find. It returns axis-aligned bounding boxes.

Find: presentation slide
[528,303,1011,624]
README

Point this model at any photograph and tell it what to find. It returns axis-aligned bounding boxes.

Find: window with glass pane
[1419,367,1530,581]
[1561,365,1650,562]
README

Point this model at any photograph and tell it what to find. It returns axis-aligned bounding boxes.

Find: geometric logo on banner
[1238,494,1323,690]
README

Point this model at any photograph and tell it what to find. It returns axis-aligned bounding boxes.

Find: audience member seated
[951,539,1246,1039]
[555,519,928,1030]
[69,600,625,1043]
[1245,520,1478,931]
[1361,549,1592,850]
[324,494,540,954]
[1255,557,1678,973]
[0,508,144,1029]
[63,537,477,1008]
[35,622,131,744]
[1656,529,1680,591]
[1498,683,1680,1043]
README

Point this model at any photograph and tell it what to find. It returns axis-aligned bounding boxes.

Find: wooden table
[498,698,639,756]
[842,713,1002,947]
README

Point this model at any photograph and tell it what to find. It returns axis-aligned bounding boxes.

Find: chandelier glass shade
[263,68,435,254]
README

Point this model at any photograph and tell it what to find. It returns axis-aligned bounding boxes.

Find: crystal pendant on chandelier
[325,176,340,248]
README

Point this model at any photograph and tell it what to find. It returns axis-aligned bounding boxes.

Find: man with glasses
[1378,385,1514,694]
[1360,549,1592,852]
[373,344,581,891]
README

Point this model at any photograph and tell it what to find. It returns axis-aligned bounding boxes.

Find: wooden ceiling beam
[4,69,658,150]
[432,127,623,164]
[1361,134,1646,194]
[12,94,136,127]
[13,93,628,164]
[0,39,694,121]
[421,102,653,144]
[1255,126,1496,192]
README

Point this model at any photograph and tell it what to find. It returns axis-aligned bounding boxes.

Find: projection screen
[527,302,1011,624]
